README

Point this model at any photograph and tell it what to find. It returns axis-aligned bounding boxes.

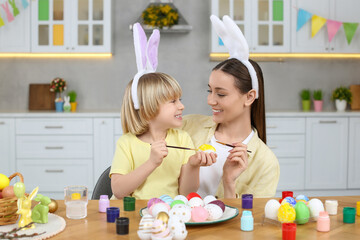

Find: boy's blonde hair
[121,72,182,135]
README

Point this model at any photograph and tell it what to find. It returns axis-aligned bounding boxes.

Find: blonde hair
[121,72,182,135]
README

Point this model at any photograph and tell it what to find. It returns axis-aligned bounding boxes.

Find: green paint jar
[123,196,136,211]
[343,207,356,223]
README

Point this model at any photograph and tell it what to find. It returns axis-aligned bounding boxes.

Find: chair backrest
[91,166,112,200]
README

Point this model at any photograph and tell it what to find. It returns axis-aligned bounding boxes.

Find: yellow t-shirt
[182,114,280,198]
[110,128,195,199]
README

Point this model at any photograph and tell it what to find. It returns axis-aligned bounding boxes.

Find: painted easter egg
[295,201,310,224]
[188,197,204,208]
[308,198,324,220]
[281,197,297,207]
[204,204,223,220]
[277,203,296,223]
[168,215,187,240]
[137,214,154,240]
[156,212,170,225]
[203,195,217,205]
[174,195,188,205]
[169,204,192,223]
[159,195,173,206]
[147,198,164,209]
[151,219,171,239]
[208,200,225,212]
[264,199,281,220]
[296,194,309,202]
[199,144,216,153]
[191,206,209,222]
[186,192,202,200]
[170,200,185,208]
[150,202,170,218]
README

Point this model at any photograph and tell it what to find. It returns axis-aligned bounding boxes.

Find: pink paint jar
[317,211,330,232]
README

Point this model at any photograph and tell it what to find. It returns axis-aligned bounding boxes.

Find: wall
[0,0,359,114]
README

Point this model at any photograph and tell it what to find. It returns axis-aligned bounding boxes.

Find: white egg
[203,195,217,205]
[169,204,191,223]
[168,215,187,240]
[264,199,281,220]
[204,204,223,220]
[174,195,188,205]
[138,214,154,240]
[308,198,324,220]
[151,203,170,218]
[138,230,151,240]
[188,197,204,208]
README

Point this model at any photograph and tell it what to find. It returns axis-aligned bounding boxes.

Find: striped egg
[151,219,171,239]
[137,214,154,240]
[159,194,173,205]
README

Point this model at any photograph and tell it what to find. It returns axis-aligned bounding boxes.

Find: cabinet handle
[45,146,64,150]
[45,169,64,173]
[268,146,278,149]
[44,126,63,129]
[72,47,75,50]
[0,121,4,125]
[325,47,329,50]
[331,48,334,51]
[319,120,337,124]
[267,125,277,128]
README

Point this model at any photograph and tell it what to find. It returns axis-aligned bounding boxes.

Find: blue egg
[283,197,297,207]
[296,195,309,202]
[159,194,173,205]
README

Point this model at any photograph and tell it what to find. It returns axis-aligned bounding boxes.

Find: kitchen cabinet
[291,0,360,53]
[266,117,305,190]
[305,117,348,189]
[0,0,30,52]
[211,0,290,53]
[348,117,360,188]
[31,0,111,53]
[0,119,15,176]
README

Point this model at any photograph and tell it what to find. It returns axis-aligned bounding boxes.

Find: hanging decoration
[0,0,29,28]
[296,8,359,45]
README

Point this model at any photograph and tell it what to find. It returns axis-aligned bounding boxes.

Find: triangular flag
[1,2,14,23]
[0,13,4,27]
[311,15,327,38]
[327,19,342,42]
[343,22,359,45]
[297,8,312,31]
[21,0,29,9]
[9,0,20,17]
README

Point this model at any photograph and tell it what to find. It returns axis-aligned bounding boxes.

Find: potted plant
[49,77,67,112]
[331,86,352,112]
[313,90,323,112]
[68,90,77,112]
[300,89,311,111]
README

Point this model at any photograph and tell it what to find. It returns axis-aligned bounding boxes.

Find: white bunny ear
[133,23,147,72]
[146,29,160,71]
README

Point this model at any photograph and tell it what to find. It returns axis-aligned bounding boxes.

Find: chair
[91,166,112,200]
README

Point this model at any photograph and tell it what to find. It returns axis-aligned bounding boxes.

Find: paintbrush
[216,141,252,153]
[166,145,198,151]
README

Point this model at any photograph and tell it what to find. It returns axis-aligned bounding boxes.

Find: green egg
[295,201,310,224]
[170,199,185,208]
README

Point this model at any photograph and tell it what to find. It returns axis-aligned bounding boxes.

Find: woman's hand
[149,140,168,167]
[222,142,248,184]
[189,151,217,167]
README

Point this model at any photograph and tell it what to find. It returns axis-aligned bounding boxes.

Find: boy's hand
[149,140,168,167]
[189,151,217,167]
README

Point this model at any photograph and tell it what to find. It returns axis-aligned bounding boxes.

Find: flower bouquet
[50,77,67,102]
[142,4,179,29]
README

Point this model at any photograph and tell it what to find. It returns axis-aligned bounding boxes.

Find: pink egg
[209,200,225,212]
[191,206,209,222]
[147,198,164,209]
[151,219,171,238]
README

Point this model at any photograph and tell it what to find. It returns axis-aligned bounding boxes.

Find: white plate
[140,205,239,225]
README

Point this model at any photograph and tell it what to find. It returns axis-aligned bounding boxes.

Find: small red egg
[186,192,202,200]
[2,186,15,198]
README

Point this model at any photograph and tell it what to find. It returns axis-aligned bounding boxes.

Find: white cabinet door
[0,119,15,176]
[291,0,330,52]
[305,118,348,189]
[0,0,30,52]
[93,118,114,185]
[348,118,360,188]
[331,0,360,53]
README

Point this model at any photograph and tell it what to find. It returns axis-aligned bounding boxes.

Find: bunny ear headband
[210,15,259,99]
[131,23,160,109]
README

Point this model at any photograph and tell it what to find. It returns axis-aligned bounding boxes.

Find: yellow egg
[277,203,296,223]
[199,144,216,153]
[156,212,169,224]
[71,193,81,200]
[48,199,59,213]
[0,173,10,190]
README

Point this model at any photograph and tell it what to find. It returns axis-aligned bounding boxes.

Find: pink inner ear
[133,23,147,70]
[147,29,160,71]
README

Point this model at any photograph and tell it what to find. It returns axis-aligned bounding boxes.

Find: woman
[182,57,279,198]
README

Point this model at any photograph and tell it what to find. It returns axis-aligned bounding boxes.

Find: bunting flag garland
[297,8,360,45]
[327,20,342,42]
[21,0,28,9]
[1,2,14,23]
[311,15,327,38]
[0,0,29,28]
[9,0,19,17]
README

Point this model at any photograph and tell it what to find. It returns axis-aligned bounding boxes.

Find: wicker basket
[0,172,24,226]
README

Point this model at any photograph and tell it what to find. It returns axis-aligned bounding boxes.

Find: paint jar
[317,211,330,232]
[123,196,136,211]
[240,210,254,231]
[116,217,129,235]
[357,201,360,216]
[99,195,110,213]
[325,200,338,215]
[242,194,253,209]
[106,207,120,223]
[343,207,356,224]
[282,223,296,240]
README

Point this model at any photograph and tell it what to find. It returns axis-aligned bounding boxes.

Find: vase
[70,102,77,112]
[335,99,347,112]
[55,101,64,112]
[313,100,323,112]
[302,100,311,112]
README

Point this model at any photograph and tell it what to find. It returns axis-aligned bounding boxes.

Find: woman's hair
[212,58,266,143]
[121,72,182,135]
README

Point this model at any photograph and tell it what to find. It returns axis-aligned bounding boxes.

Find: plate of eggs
[140,192,239,226]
